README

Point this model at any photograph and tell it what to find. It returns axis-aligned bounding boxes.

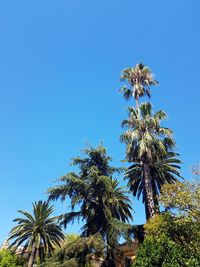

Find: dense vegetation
[2,63,199,266]
[0,249,24,267]
[133,180,200,266]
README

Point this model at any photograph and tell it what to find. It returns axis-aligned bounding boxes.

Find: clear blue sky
[0,0,200,243]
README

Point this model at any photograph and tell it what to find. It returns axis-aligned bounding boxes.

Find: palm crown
[121,102,175,163]
[125,151,182,203]
[120,63,158,108]
[9,201,64,267]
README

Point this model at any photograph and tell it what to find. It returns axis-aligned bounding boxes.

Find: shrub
[0,249,23,267]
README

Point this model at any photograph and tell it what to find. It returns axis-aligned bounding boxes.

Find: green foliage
[41,258,78,267]
[9,201,65,266]
[48,144,133,266]
[121,103,174,163]
[125,152,182,204]
[63,233,104,265]
[40,234,79,267]
[160,180,200,219]
[120,63,158,106]
[41,234,97,267]
[145,213,200,254]
[133,181,200,266]
[40,258,78,267]
[132,234,200,267]
[46,234,79,262]
[119,63,178,220]
[64,234,79,243]
[121,102,175,219]
[0,250,23,267]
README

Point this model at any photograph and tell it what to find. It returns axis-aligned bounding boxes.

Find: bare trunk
[27,243,37,267]
[136,98,139,110]
[142,162,156,220]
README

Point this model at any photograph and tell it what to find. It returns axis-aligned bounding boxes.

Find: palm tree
[121,102,175,219]
[9,201,64,267]
[120,63,158,108]
[48,144,133,266]
[125,152,182,213]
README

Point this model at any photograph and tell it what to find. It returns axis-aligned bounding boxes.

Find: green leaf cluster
[133,180,200,266]
[41,234,97,267]
[132,234,199,267]
[159,180,200,219]
[0,250,23,267]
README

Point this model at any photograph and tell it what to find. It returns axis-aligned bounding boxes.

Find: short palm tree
[120,63,158,108]
[48,144,133,267]
[121,102,175,219]
[125,152,182,212]
[9,201,65,267]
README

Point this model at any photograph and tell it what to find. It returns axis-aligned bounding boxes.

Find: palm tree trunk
[136,98,139,110]
[142,162,156,220]
[27,243,37,267]
[152,179,160,214]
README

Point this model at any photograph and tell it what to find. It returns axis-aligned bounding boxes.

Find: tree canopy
[5,63,198,267]
[8,201,64,267]
[48,144,133,266]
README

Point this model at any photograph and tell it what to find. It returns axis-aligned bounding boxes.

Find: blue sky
[0,0,200,243]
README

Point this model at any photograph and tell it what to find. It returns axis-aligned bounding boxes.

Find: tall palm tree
[9,201,64,267]
[125,152,182,213]
[120,63,158,108]
[48,144,133,266]
[121,102,175,219]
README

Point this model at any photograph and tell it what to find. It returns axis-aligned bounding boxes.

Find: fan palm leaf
[125,152,182,205]
[120,63,158,108]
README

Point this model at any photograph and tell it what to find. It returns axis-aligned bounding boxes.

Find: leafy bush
[0,250,23,267]
[40,234,94,267]
[133,181,200,267]
[132,234,199,267]
[40,258,78,267]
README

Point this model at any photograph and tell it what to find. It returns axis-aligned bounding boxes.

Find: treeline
[4,64,200,267]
